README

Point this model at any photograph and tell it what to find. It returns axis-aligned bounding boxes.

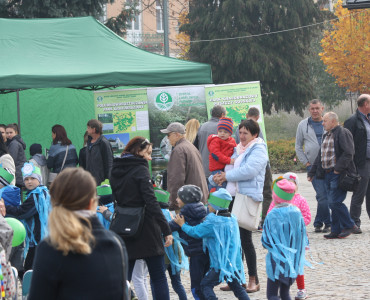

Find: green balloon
[5,217,26,247]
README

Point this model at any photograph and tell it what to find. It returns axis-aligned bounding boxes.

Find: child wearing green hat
[262,178,308,300]
[96,183,115,229]
[174,188,250,300]
[4,162,50,278]
[154,187,188,300]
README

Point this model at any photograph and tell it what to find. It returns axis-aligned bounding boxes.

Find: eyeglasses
[167,132,173,137]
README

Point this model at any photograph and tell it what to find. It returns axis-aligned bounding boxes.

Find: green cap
[154,187,170,203]
[208,194,231,209]
[0,166,14,186]
[273,180,295,201]
[97,184,112,196]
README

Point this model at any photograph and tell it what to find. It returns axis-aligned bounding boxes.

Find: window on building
[156,0,164,32]
[126,0,141,44]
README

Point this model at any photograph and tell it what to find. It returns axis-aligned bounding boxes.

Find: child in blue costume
[262,179,308,300]
[169,184,209,300]
[5,162,50,276]
[0,166,24,278]
[175,188,250,300]
[96,183,115,229]
[153,187,188,300]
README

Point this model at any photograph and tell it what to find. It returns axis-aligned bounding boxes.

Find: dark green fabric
[0,17,212,90]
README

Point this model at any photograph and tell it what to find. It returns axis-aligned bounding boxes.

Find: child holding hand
[175,188,250,300]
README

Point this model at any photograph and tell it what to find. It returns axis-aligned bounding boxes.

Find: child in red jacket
[207,117,236,192]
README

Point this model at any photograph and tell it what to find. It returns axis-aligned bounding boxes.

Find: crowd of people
[0,93,368,300]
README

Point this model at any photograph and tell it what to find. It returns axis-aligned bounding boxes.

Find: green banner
[205,82,266,140]
[94,88,150,157]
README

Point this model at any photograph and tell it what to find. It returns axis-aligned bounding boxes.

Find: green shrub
[267,138,306,173]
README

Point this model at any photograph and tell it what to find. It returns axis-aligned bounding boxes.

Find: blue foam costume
[182,213,245,284]
[161,209,189,275]
[262,204,309,284]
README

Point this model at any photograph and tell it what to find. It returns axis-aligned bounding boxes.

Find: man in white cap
[161,122,208,210]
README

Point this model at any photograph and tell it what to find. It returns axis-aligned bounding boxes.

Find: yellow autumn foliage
[175,10,190,59]
[319,0,369,93]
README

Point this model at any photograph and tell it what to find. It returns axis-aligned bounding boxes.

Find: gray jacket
[295,117,324,165]
[194,117,219,178]
[86,135,113,185]
[7,135,27,186]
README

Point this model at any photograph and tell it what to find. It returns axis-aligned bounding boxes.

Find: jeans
[324,171,354,234]
[152,264,187,300]
[128,255,170,300]
[208,170,227,191]
[266,278,292,300]
[189,253,209,300]
[350,160,370,227]
[201,268,250,300]
[307,166,331,227]
[239,227,258,282]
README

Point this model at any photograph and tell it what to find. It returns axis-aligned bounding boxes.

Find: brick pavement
[167,172,370,300]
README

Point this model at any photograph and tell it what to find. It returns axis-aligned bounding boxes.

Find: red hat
[217,118,233,135]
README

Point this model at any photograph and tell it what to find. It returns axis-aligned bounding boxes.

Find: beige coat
[167,138,209,210]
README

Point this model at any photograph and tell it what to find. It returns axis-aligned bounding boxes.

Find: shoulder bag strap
[113,236,129,300]
[60,145,69,171]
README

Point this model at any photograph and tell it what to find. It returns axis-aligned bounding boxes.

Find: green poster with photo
[93,88,150,157]
[205,81,267,140]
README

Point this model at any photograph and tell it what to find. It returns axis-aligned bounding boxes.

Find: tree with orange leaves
[320,0,369,93]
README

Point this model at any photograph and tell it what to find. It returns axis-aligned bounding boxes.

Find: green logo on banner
[155,92,173,111]
[208,90,215,96]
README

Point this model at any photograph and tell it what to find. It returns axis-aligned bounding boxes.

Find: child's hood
[181,202,207,220]
[31,154,47,166]
[207,134,235,149]
[12,135,26,149]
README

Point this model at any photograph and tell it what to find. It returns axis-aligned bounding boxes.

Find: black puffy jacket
[169,202,207,257]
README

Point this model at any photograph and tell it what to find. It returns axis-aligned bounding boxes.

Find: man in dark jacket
[85,119,113,185]
[344,94,370,233]
[308,112,357,239]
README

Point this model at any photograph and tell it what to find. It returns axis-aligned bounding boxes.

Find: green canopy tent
[0,17,212,155]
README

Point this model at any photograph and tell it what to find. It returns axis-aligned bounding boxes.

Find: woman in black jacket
[29,168,129,300]
[110,136,173,300]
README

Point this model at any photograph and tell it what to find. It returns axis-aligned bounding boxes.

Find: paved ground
[166,172,370,300]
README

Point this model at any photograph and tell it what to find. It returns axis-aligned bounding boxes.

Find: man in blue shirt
[344,94,370,234]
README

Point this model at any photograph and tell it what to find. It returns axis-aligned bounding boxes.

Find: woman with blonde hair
[28,168,128,300]
[185,119,200,144]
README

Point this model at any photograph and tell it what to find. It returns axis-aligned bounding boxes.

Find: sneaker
[314,226,322,233]
[338,227,353,239]
[324,232,339,239]
[353,225,362,234]
[295,289,308,300]
[322,224,331,233]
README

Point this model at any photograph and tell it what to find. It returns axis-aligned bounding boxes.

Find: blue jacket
[169,202,207,257]
[47,142,78,173]
[226,138,268,202]
[182,212,245,284]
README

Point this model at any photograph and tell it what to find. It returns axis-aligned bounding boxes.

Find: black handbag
[339,171,361,192]
[110,206,145,239]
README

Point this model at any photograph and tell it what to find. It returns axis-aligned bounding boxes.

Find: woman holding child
[213,119,268,293]
[110,136,173,300]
